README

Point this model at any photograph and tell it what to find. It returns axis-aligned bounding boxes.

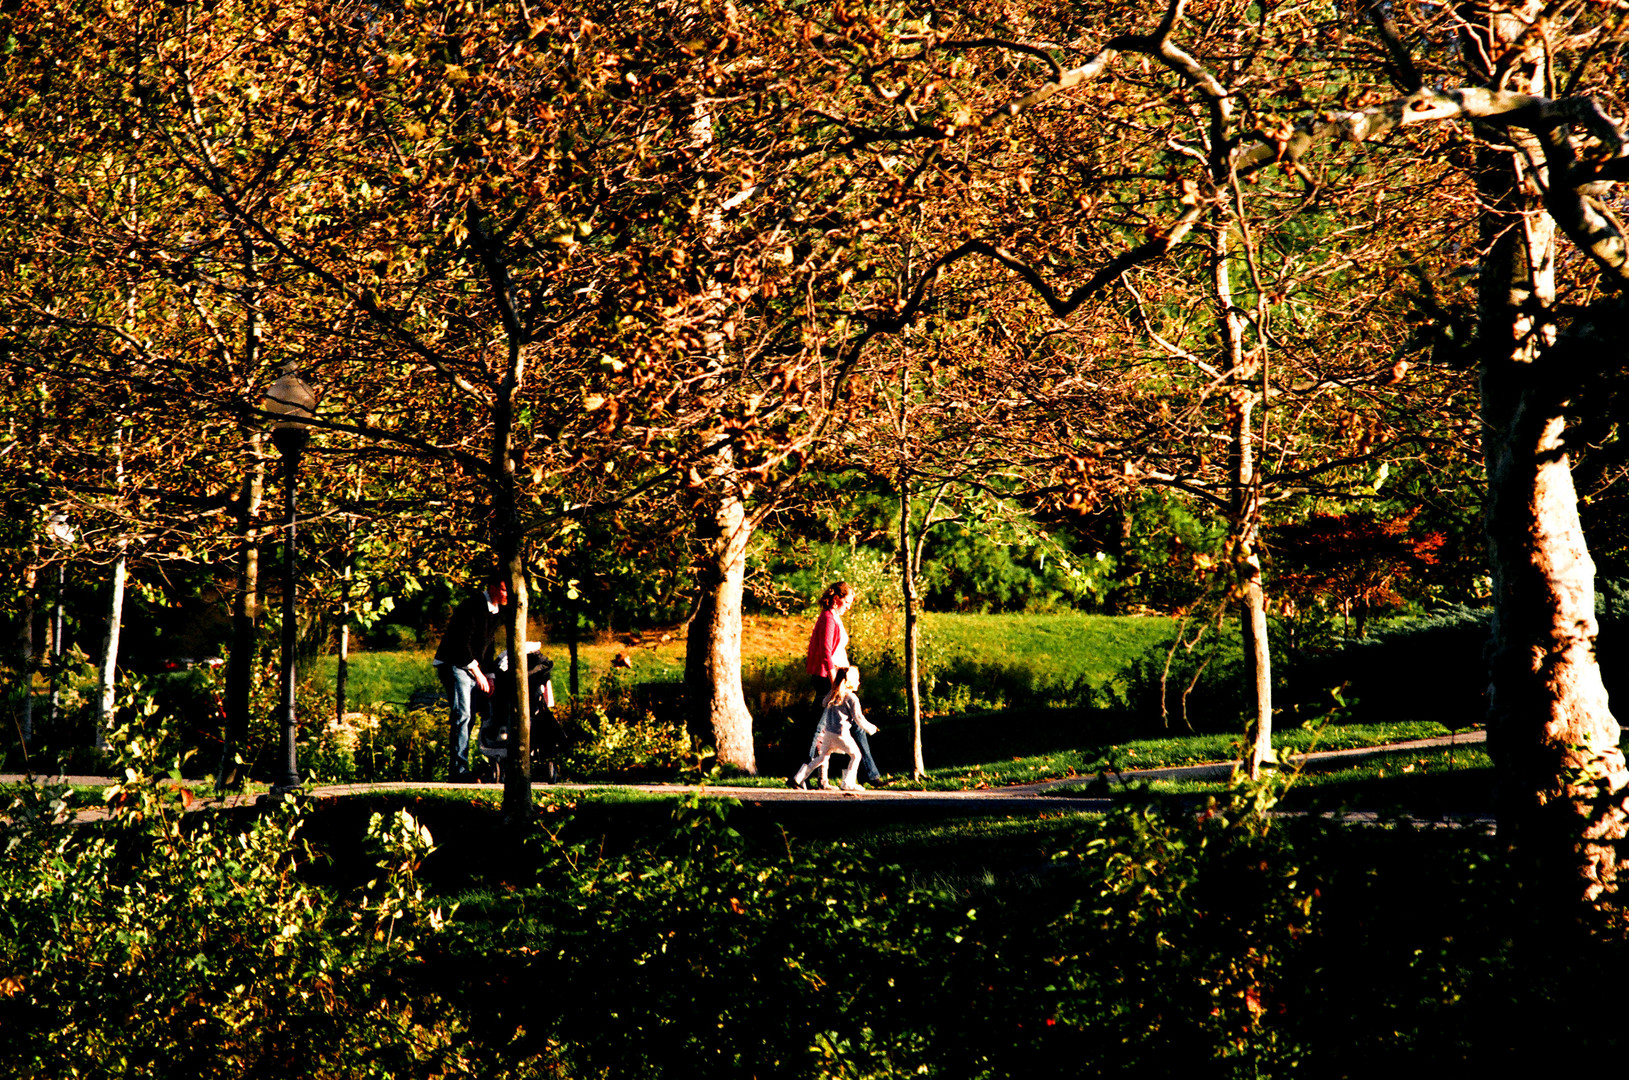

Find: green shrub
[371,623,422,649]
[1283,605,1546,729]
[0,725,465,1078]
[1288,603,1622,729]
[343,703,448,783]
[1115,626,1250,735]
[558,672,702,780]
[446,780,1319,1077]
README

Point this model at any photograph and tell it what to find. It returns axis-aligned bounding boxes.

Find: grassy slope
[308,613,1479,796]
[1142,745,1497,814]
[909,610,1173,689]
[314,611,1174,709]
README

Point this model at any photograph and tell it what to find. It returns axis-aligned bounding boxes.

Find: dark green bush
[1115,627,1250,735]
[434,786,1626,1076]
[0,728,466,1077]
[437,784,1326,1077]
[370,622,422,649]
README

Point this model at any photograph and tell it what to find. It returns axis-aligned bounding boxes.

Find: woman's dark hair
[819,582,855,611]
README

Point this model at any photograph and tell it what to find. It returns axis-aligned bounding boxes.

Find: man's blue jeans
[439,664,478,780]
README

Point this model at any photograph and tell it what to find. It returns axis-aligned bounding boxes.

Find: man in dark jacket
[433,576,507,781]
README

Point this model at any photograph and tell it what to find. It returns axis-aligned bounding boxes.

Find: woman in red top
[799,582,881,785]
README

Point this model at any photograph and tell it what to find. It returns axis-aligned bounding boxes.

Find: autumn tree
[1267,508,1446,638]
[760,0,1473,779]
[858,0,1629,898]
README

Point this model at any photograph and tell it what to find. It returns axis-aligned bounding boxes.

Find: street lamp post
[44,514,75,735]
[265,365,315,794]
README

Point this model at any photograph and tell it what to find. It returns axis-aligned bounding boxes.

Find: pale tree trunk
[900,475,925,779]
[896,359,927,778]
[47,565,64,729]
[1477,112,1628,902]
[97,557,125,754]
[684,456,756,773]
[96,426,127,752]
[1214,229,1274,777]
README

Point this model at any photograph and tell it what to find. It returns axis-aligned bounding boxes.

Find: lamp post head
[46,512,76,547]
[264,364,316,457]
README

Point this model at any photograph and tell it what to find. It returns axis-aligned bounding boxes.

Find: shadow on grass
[863,706,1125,771]
[1082,747,1498,821]
[1280,756,1496,819]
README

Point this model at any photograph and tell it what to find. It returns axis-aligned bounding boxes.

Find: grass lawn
[731,716,1465,789]
[903,609,1175,691]
[302,613,1490,803]
[312,611,1178,710]
[1112,745,1496,816]
[312,648,440,710]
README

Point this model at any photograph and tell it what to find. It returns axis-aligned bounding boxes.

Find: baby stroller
[478,644,569,783]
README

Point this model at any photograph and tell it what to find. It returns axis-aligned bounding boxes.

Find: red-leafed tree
[1268,508,1447,639]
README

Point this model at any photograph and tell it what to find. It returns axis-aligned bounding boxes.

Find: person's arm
[851,699,877,735]
[461,601,495,693]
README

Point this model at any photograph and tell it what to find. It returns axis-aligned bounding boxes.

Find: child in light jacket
[788,666,876,792]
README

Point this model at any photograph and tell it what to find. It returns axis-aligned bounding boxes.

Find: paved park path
[1,728,1490,826]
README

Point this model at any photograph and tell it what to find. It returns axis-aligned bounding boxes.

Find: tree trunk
[48,565,64,730]
[96,551,125,754]
[568,624,580,699]
[97,425,126,753]
[1478,134,1628,903]
[900,473,925,778]
[492,338,533,826]
[336,521,352,725]
[1102,501,1136,616]
[684,477,756,773]
[222,223,267,787]
[464,199,536,821]
[220,431,264,789]
[1237,543,1274,776]
[1214,229,1274,777]
[499,522,532,823]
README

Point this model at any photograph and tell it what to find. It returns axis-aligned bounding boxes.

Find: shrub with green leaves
[342,702,449,783]
[440,782,1319,1077]
[0,725,466,1078]
[1114,626,1250,735]
[559,673,700,779]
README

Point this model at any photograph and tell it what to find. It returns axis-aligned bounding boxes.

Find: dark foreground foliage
[3,735,1626,1077]
[0,740,467,1074]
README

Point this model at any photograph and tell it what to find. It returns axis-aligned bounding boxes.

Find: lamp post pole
[265,366,314,794]
[44,514,76,739]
